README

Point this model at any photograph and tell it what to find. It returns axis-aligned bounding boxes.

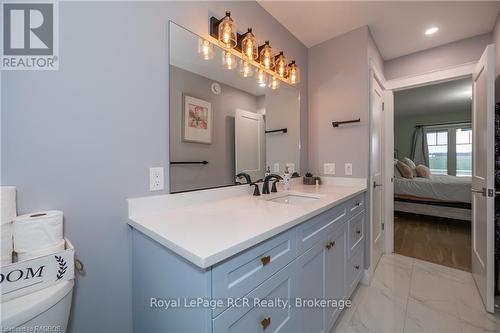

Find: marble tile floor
[332,254,500,333]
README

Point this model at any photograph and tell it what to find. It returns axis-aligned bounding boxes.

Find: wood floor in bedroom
[394,212,471,271]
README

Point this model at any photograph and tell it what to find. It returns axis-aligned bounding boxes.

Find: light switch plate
[286,163,295,173]
[323,163,335,175]
[345,163,353,176]
[149,167,164,191]
[273,163,280,173]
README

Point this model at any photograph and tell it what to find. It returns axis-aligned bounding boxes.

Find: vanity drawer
[347,193,365,218]
[212,228,296,314]
[213,262,296,333]
[347,212,364,257]
[346,245,364,298]
[296,203,348,255]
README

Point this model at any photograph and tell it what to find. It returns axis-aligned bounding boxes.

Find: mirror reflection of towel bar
[265,128,287,134]
[170,161,208,165]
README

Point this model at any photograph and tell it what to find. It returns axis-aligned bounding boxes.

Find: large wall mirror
[169,22,301,193]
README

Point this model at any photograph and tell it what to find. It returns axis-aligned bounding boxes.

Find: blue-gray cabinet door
[296,241,327,333]
[324,229,346,330]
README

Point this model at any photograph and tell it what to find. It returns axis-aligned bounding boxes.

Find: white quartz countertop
[128,183,366,269]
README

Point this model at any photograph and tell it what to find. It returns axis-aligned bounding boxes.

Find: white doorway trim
[385,62,476,91]
[368,61,388,282]
[382,61,477,255]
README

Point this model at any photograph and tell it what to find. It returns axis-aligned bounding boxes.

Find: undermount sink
[266,193,322,205]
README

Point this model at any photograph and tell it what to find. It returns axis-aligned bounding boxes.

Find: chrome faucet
[262,174,283,194]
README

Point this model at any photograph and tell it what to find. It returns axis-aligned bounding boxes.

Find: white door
[371,74,385,270]
[471,45,495,313]
[235,109,266,182]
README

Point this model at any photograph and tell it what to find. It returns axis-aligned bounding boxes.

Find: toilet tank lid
[1,279,74,328]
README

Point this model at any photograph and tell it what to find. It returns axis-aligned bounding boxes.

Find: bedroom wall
[1,2,308,332]
[394,110,472,161]
[384,33,492,80]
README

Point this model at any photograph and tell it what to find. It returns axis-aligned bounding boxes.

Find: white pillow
[402,157,416,169]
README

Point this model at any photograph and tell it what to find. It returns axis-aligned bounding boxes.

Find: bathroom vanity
[128,182,366,333]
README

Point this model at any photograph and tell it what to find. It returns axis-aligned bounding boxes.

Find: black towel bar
[170,161,208,165]
[265,128,287,134]
[332,118,360,128]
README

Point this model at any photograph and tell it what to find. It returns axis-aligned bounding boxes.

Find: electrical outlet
[273,163,280,173]
[345,163,353,176]
[286,163,295,173]
[149,167,164,191]
[323,163,335,175]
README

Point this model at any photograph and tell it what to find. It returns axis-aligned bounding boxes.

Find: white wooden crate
[0,239,74,302]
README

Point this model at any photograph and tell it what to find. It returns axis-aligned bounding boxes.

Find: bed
[394,175,472,221]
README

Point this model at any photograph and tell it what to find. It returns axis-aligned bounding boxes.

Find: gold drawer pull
[261,255,271,266]
[261,317,271,330]
[325,241,335,250]
[354,265,360,270]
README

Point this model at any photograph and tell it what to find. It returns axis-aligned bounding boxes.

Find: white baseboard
[361,269,371,285]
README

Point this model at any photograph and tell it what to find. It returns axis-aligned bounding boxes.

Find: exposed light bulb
[222,51,236,70]
[240,60,254,78]
[197,39,214,60]
[256,68,267,87]
[269,75,280,90]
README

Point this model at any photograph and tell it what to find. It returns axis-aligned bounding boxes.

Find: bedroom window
[424,124,472,176]
[456,128,472,177]
[426,130,448,175]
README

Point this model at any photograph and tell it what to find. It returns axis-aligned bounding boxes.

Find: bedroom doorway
[377,44,496,313]
[393,78,473,271]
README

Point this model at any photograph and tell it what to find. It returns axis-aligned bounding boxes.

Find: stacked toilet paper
[14,210,64,261]
[1,186,16,265]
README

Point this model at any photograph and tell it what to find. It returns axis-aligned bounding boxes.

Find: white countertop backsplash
[127,177,367,268]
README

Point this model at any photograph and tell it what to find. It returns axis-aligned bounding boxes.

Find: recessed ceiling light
[425,27,439,35]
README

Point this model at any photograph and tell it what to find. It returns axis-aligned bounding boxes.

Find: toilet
[1,280,74,332]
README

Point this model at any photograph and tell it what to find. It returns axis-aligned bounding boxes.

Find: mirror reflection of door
[235,109,265,182]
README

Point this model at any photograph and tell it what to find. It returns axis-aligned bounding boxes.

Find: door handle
[472,188,486,196]
[373,181,383,188]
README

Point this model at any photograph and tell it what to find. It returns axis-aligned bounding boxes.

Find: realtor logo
[1,1,59,70]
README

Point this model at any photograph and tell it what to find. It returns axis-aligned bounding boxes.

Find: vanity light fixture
[275,51,287,79]
[259,41,275,70]
[222,50,237,70]
[197,38,214,60]
[256,67,268,87]
[217,11,237,49]
[241,28,258,61]
[239,60,254,77]
[288,60,300,85]
[268,74,280,90]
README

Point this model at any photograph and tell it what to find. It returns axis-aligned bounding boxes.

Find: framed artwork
[182,95,213,144]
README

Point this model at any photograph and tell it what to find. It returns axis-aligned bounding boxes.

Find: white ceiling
[257,1,500,60]
[395,78,472,117]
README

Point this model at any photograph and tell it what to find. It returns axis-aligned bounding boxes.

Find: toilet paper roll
[16,239,65,262]
[1,186,16,224]
[1,222,13,265]
[13,210,63,253]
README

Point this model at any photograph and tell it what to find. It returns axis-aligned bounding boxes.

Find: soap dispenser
[283,166,291,190]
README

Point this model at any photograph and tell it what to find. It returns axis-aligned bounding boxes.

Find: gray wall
[169,65,258,192]
[395,111,472,161]
[385,33,492,80]
[1,2,308,332]
[308,26,383,178]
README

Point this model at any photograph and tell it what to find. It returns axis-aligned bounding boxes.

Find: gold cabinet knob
[261,255,271,266]
[261,317,271,330]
